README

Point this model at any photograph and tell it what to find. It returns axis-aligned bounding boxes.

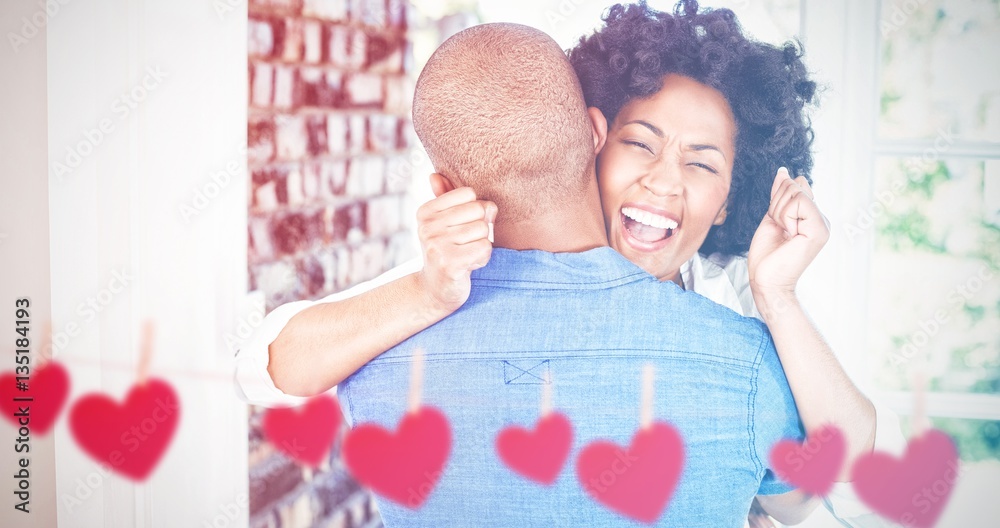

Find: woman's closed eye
[622,139,654,154]
[689,162,719,174]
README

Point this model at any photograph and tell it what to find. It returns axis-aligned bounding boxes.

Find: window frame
[800,0,1000,423]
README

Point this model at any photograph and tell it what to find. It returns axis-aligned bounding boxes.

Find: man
[237,23,814,526]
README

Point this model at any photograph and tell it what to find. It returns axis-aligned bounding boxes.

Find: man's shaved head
[412,23,594,221]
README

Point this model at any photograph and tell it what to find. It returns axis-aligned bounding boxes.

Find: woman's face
[596,74,736,283]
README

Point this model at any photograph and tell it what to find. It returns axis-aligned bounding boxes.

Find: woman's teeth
[621,207,677,244]
[621,207,678,230]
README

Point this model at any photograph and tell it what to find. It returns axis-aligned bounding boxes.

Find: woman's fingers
[771,184,830,245]
[774,187,806,235]
[444,219,492,245]
[417,185,496,283]
[767,168,814,219]
[767,168,796,222]
[428,186,477,212]
[433,238,492,280]
[420,204,494,244]
[793,175,814,200]
[769,167,790,201]
[417,186,496,245]
[459,238,494,271]
[419,191,494,226]
[438,200,497,226]
[767,170,820,238]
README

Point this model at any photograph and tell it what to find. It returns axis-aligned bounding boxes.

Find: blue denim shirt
[339,247,804,527]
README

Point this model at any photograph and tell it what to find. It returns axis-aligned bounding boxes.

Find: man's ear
[429,172,457,197]
[587,106,608,155]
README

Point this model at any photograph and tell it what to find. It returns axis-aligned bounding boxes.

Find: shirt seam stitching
[345,382,355,429]
[471,271,651,288]
[503,360,549,384]
[365,350,757,369]
[748,327,766,483]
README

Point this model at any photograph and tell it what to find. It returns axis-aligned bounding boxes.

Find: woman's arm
[263,182,497,397]
[748,168,875,482]
[268,272,451,396]
[753,290,876,481]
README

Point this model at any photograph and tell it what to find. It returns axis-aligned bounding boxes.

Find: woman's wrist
[751,284,800,325]
[407,272,460,322]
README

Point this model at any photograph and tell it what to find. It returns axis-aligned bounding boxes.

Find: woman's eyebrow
[623,119,664,138]
[688,144,728,162]
[623,120,729,162]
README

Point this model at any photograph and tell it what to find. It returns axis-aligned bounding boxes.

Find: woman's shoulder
[703,252,749,282]
[686,252,761,320]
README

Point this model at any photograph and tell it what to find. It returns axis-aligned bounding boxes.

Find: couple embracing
[237,2,904,526]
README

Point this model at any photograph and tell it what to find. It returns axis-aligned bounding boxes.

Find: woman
[236,2,903,526]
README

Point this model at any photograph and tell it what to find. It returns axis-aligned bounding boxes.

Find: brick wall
[246,0,416,526]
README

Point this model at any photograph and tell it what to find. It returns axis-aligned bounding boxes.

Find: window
[868,0,1000,455]
[878,0,1000,142]
[827,0,1000,524]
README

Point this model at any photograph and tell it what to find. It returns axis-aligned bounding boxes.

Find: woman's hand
[415,181,498,314]
[748,167,830,312]
[264,178,496,397]
[746,171,877,489]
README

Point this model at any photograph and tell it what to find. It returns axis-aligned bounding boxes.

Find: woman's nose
[641,164,683,197]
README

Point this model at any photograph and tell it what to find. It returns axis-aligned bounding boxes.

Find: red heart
[68,378,180,481]
[851,429,959,528]
[769,424,846,495]
[496,412,572,485]
[0,361,70,436]
[262,394,341,467]
[576,421,684,524]
[343,406,451,509]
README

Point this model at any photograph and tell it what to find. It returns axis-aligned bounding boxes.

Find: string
[408,347,425,414]
[912,369,928,437]
[641,364,654,429]
[540,369,552,417]
[137,320,154,385]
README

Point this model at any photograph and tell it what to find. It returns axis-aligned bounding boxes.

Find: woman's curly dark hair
[568,0,817,256]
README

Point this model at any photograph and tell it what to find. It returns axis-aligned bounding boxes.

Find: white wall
[42,0,248,526]
[798,0,880,388]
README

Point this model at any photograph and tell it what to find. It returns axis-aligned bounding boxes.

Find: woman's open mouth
[620,205,679,250]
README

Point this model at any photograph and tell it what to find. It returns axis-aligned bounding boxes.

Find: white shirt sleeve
[684,252,759,318]
[233,256,424,407]
[821,399,909,526]
[689,253,909,527]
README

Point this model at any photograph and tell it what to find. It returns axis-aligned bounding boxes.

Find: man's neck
[492,184,608,253]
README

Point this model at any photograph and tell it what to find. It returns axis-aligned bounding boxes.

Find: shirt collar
[470,246,654,290]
